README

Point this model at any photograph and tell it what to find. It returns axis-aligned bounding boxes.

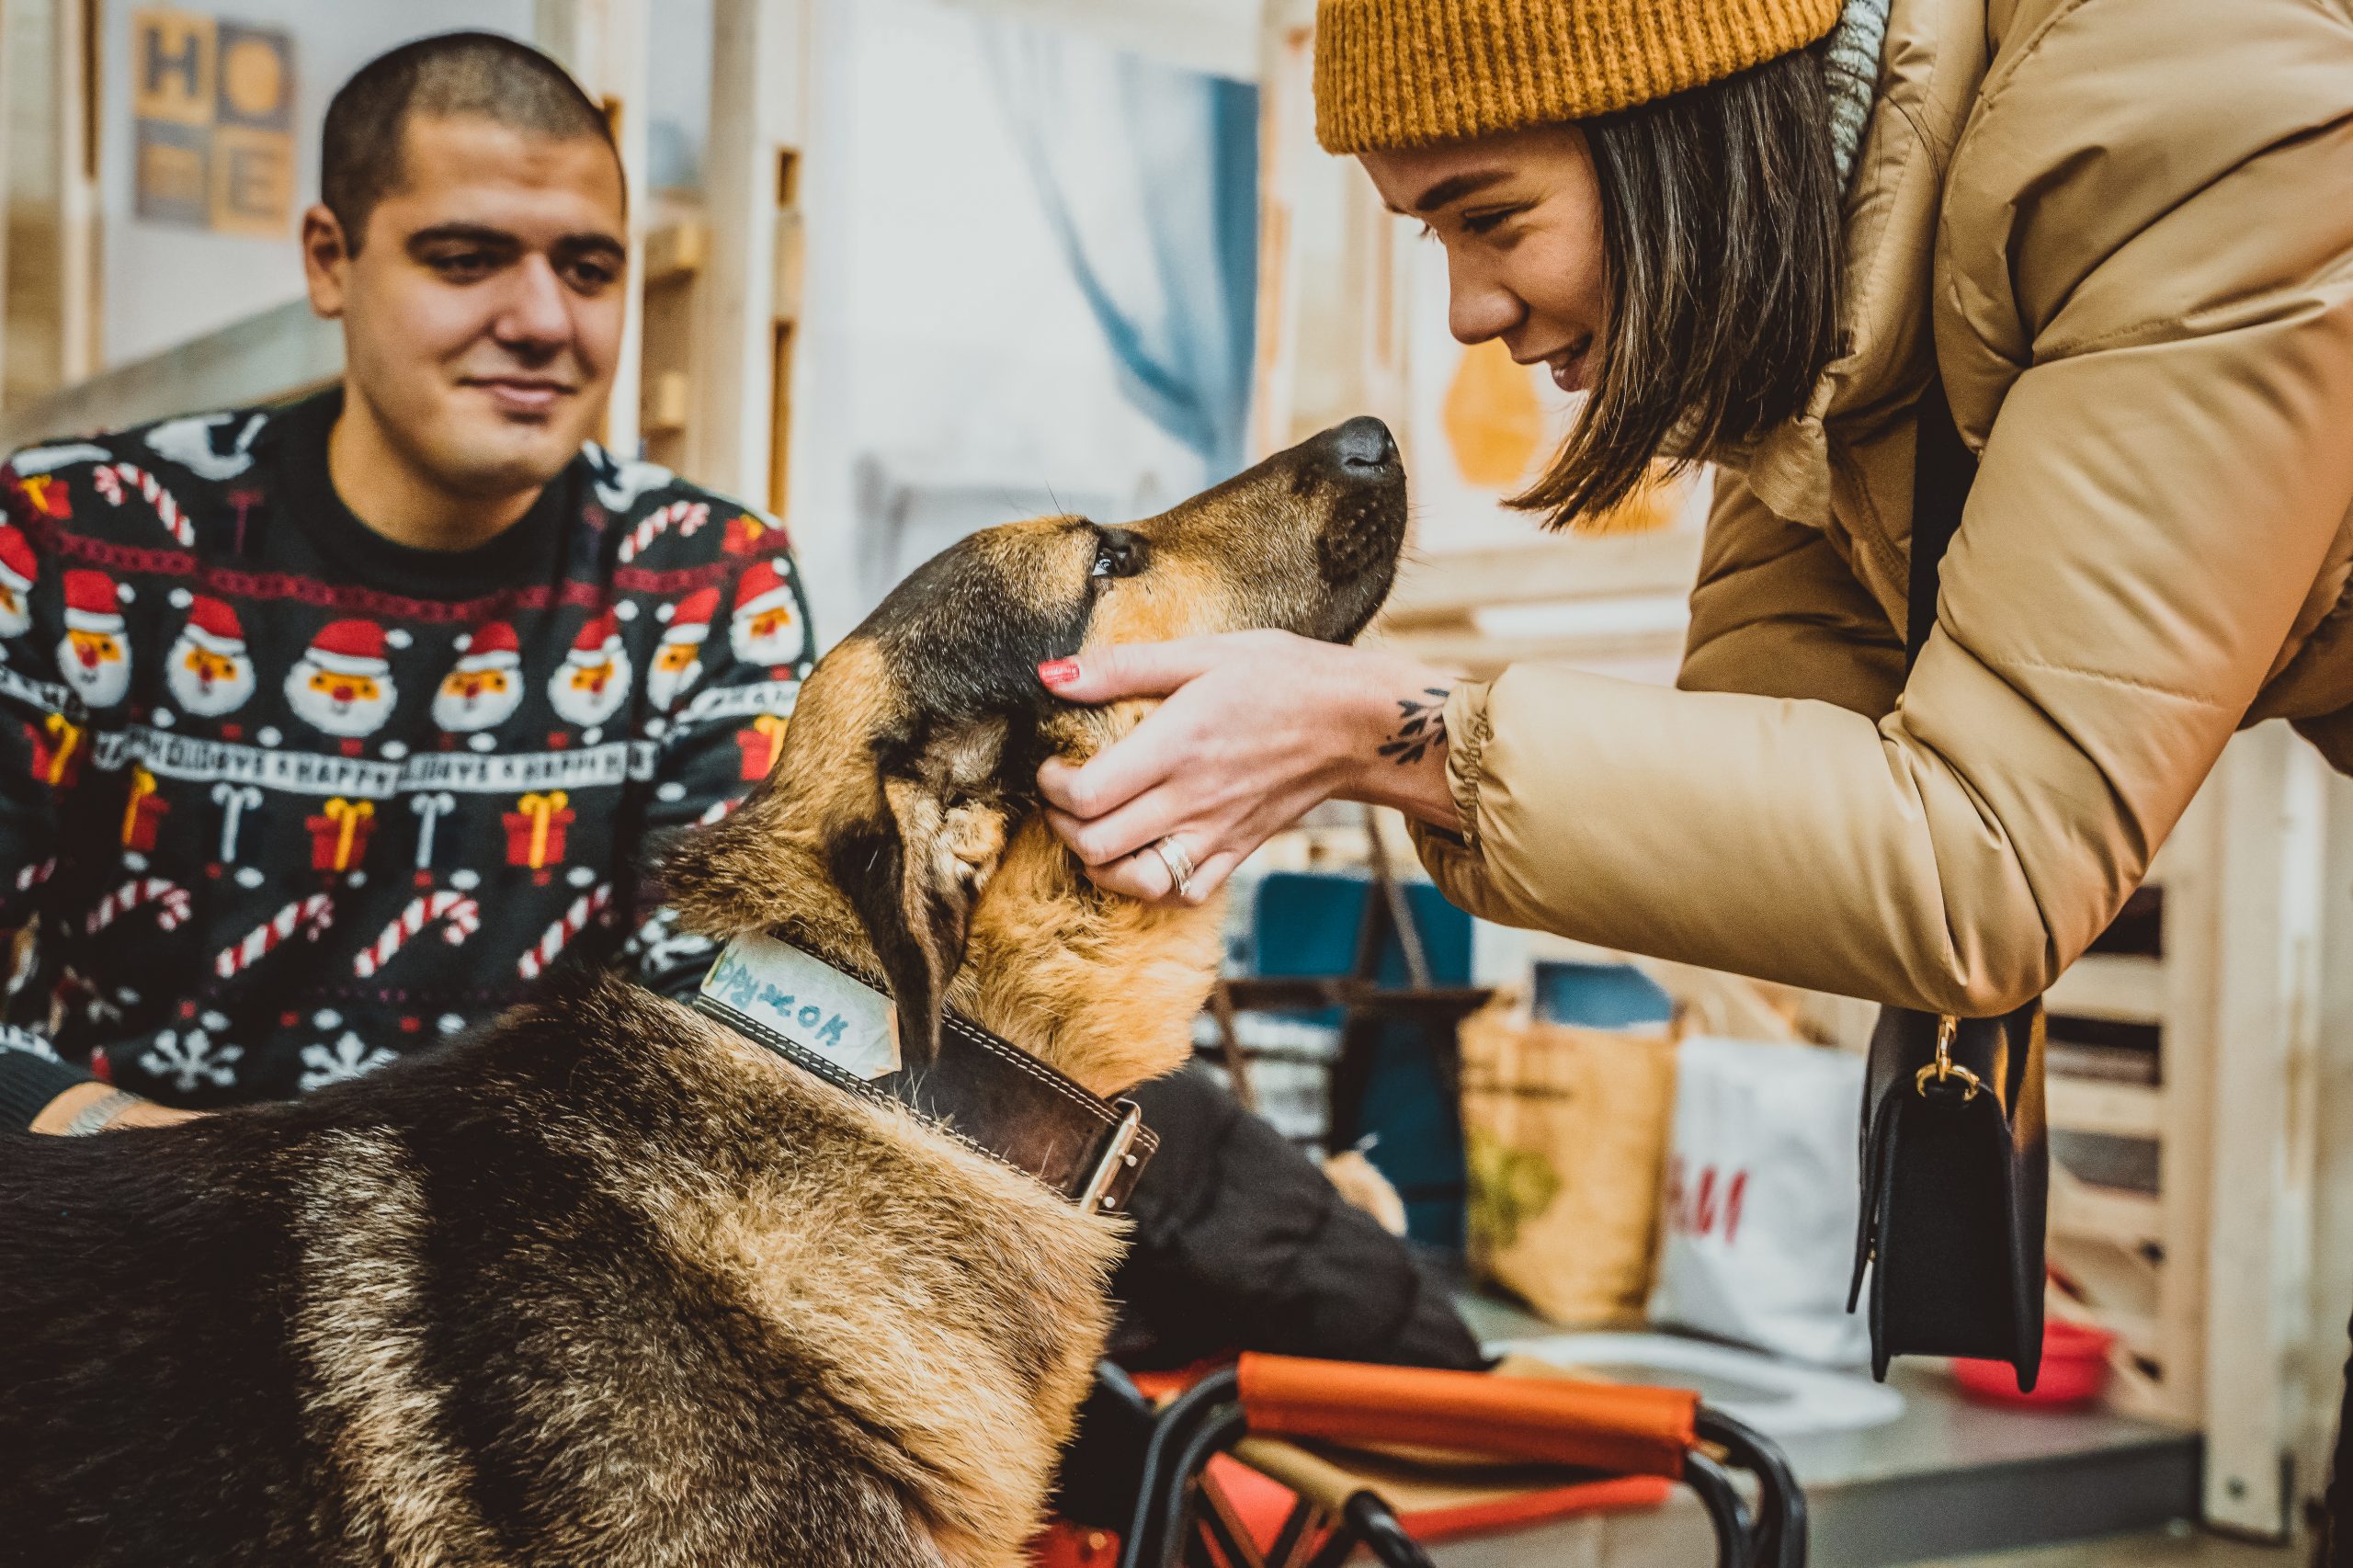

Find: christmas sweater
[0,390,812,1108]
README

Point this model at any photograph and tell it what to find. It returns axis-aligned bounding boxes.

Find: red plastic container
[1950,1318,2116,1407]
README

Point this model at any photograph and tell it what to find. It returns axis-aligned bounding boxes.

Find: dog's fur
[0,422,1404,1567]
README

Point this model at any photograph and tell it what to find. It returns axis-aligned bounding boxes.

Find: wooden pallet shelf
[2048,1078,2165,1141]
[2047,953,2167,1027]
[2052,1172,2165,1252]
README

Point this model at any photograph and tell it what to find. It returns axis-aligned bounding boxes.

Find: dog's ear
[830,723,1016,1068]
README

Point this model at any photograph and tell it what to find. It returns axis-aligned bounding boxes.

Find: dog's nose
[1330,416,1398,476]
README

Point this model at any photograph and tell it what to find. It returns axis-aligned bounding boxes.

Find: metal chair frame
[1113,1366,1808,1568]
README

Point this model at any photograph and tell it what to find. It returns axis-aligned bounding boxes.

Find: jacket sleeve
[1677,472,1904,719]
[0,461,94,1123]
[1414,112,2353,1017]
[1107,1064,1485,1372]
[0,1029,95,1129]
[618,533,816,1001]
[0,464,74,937]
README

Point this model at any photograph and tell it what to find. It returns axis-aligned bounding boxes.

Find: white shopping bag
[1646,1035,1870,1368]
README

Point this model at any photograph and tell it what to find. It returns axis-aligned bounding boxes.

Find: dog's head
[663,418,1405,1080]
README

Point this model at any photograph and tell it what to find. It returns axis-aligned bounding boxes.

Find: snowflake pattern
[0,1023,59,1061]
[299,1031,398,1092]
[141,1028,243,1092]
[623,906,717,979]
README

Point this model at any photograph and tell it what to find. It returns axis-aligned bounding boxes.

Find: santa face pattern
[285,657,397,737]
[434,661,523,731]
[58,625,132,708]
[283,619,400,738]
[166,634,256,716]
[165,597,257,717]
[547,619,632,728]
[731,595,804,669]
[0,537,31,640]
[0,528,33,640]
[432,622,526,733]
[648,587,719,711]
[549,652,631,726]
[56,570,134,707]
[646,636,705,710]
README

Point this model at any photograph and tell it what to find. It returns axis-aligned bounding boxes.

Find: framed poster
[132,8,296,237]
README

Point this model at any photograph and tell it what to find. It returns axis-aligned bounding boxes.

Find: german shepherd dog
[0,419,1406,1567]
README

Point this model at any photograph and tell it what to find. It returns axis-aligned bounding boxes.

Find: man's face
[305,114,626,500]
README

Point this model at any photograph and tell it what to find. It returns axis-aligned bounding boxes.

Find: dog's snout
[1329,416,1398,476]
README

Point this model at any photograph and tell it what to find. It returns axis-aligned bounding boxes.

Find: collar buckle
[1077,1099,1146,1213]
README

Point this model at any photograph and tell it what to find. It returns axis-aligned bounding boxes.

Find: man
[0,32,812,1131]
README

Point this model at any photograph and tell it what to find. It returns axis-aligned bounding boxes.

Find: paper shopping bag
[1457,999,1677,1325]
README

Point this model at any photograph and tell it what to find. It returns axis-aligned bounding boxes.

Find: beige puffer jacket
[1412,0,2353,1015]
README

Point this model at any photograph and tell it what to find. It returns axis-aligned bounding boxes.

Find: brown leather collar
[695,933,1155,1212]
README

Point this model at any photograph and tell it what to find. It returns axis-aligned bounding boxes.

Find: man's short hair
[321,31,620,251]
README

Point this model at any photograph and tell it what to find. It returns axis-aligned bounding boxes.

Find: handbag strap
[1906,374,2045,1042]
[1906,374,1980,671]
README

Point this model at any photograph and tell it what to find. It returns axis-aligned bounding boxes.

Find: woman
[1038,0,2353,1541]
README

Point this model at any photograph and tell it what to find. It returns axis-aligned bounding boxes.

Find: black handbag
[1846,375,2051,1392]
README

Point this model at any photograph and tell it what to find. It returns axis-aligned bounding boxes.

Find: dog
[0,418,1406,1567]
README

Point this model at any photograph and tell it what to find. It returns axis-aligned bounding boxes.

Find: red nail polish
[1038,659,1080,688]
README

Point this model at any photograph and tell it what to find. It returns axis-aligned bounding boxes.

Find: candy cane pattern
[354,892,482,978]
[15,858,55,893]
[214,894,335,980]
[517,883,613,980]
[89,461,195,548]
[213,782,264,863]
[85,877,193,936]
[616,499,710,563]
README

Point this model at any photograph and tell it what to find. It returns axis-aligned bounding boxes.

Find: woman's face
[1358,126,1605,394]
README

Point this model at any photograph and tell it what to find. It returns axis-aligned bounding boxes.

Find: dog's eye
[1091,530,1143,582]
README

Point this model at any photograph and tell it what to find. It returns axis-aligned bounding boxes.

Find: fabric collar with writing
[696,932,1154,1212]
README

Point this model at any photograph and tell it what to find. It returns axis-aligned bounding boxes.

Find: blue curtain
[984,27,1260,480]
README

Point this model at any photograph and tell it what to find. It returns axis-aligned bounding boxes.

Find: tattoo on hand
[1378,687,1451,767]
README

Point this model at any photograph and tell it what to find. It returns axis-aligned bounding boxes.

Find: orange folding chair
[1108,1354,1806,1568]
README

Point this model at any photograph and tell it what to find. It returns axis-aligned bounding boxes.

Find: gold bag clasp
[1915,1014,1984,1101]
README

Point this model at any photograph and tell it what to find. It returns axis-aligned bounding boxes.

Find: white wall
[937,0,1263,80]
[643,0,715,190]
[831,0,1202,503]
[784,0,1209,643]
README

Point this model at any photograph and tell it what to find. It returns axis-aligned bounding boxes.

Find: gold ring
[1151,835,1198,900]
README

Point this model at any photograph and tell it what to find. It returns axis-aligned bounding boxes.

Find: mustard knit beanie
[1314,0,1845,153]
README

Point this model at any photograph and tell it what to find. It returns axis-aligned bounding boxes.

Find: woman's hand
[1036,631,1461,903]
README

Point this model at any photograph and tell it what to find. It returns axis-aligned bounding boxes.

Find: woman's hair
[1516,44,1847,529]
